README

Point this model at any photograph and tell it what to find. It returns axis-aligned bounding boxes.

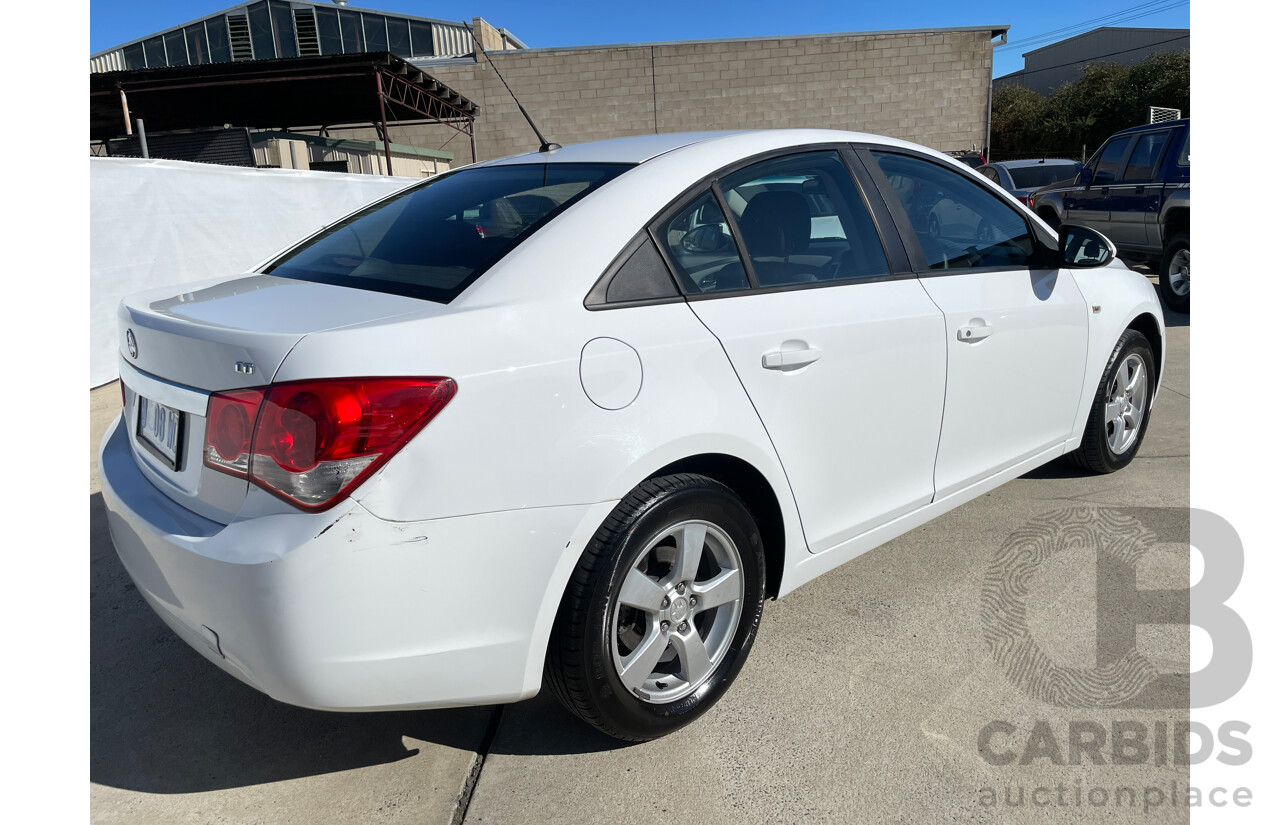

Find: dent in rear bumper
[98,414,614,711]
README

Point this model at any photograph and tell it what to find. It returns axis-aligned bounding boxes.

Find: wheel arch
[1162,205,1189,241]
[1126,311,1163,390]
[643,453,787,599]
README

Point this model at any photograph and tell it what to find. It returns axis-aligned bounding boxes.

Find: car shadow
[1162,302,1189,328]
[90,493,626,795]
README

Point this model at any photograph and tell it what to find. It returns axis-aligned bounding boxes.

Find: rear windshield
[266,163,631,302]
[1008,163,1082,190]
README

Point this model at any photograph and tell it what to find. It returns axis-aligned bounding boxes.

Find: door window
[719,151,890,286]
[1089,137,1132,184]
[870,151,1034,272]
[1122,132,1170,181]
[657,192,749,293]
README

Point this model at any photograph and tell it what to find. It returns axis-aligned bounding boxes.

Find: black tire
[1159,234,1190,313]
[1068,329,1156,473]
[545,473,766,741]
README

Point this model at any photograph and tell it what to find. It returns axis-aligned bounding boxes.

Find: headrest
[738,191,810,257]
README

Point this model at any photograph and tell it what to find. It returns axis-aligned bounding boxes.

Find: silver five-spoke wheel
[611,520,744,703]
[1105,353,1148,455]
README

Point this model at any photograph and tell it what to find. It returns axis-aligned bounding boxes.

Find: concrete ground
[90,293,1190,825]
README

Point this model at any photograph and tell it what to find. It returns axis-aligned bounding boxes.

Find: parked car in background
[101,129,1164,742]
[1028,119,1190,312]
[946,149,986,169]
[977,159,1083,205]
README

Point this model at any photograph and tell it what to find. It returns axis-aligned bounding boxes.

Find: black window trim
[639,144,916,304]
[856,145,1060,278]
[583,232,686,311]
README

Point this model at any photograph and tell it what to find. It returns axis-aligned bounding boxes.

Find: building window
[184,24,209,65]
[315,7,342,55]
[338,9,364,52]
[387,17,410,57]
[409,21,434,57]
[142,36,166,68]
[270,1,298,59]
[363,14,389,52]
[247,2,275,60]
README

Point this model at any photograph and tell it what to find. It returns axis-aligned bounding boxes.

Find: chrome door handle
[957,324,992,342]
[762,348,822,369]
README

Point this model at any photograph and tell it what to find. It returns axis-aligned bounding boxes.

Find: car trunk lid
[117,274,445,523]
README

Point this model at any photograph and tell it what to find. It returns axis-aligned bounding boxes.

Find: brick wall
[345,29,996,164]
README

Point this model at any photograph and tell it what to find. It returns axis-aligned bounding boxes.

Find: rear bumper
[99,414,611,711]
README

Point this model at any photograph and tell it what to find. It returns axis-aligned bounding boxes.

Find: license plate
[137,395,184,470]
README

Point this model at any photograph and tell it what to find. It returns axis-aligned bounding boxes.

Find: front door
[864,149,1090,498]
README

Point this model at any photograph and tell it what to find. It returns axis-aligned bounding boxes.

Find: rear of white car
[100,160,655,710]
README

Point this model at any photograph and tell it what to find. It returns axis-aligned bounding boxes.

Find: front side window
[871,151,1034,272]
[268,163,630,303]
[1090,137,1132,184]
[719,151,890,286]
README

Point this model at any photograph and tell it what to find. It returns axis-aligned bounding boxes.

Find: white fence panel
[90,157,415,387]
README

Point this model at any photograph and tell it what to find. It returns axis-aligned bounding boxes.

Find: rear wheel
[1159,234,1190,313]
[1068,329,1155,473]
[545,474,765,741]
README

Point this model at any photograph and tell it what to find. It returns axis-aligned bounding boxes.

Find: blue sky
[90,0,1190,79]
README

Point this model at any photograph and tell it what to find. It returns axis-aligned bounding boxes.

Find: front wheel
[1159,234,1190,313]
[1068,329,1155,473]
[545,474,765,741]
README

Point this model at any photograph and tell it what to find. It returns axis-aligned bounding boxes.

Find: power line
[999,34,1188,81]
[997,0,1189,52]
[999,0,1171,49]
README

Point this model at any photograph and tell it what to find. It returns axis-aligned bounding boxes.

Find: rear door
[863,149,1089,498]
[656,149,947,554]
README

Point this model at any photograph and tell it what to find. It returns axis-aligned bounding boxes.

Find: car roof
[1112,118,1189,137]
[476,128,938,168]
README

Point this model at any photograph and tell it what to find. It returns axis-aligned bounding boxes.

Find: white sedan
[100,129,1164,741]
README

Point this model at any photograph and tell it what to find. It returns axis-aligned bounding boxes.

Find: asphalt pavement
[90,292,1190,825]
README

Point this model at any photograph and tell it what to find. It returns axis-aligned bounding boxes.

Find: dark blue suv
[1030,119,1190,312]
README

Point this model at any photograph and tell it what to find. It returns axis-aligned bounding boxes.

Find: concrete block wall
[343,29,996,165]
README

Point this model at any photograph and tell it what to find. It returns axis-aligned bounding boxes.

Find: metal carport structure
[89,51,481,170]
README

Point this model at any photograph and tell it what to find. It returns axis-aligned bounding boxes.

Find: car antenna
[466,22,561,153]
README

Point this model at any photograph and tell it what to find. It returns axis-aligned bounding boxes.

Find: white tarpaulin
[90,157,416,387]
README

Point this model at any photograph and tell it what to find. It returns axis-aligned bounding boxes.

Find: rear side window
[1008,163,1081,190]
[719,151,890,286]
[267,163,631,303]
[1122,132,1170,181]
[658,191,750,294]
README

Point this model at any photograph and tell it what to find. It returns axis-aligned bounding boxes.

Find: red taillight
[1027,195,1035,208]
[204,377,455,511]
[1017,196,1030,206]
[204,389,266,477]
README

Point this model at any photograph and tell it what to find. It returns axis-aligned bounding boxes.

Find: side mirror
[1077,167,1094,187]
[681,224,732,254]
[1059,224,1117,268]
